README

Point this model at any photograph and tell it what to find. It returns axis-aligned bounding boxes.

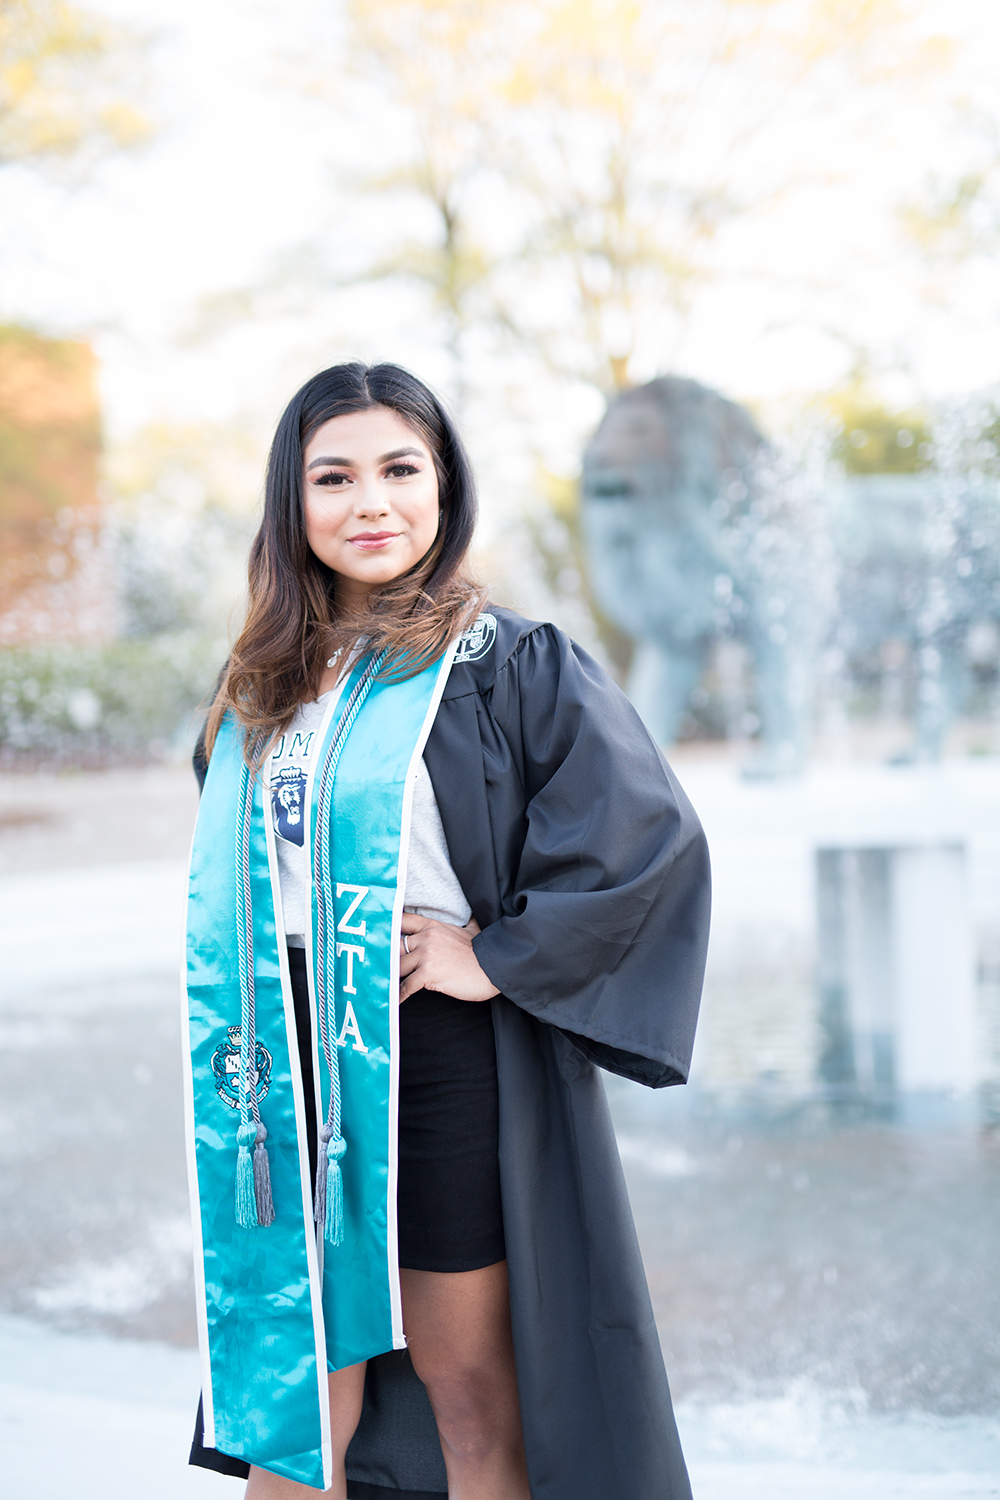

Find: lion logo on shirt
[271,765,307,846]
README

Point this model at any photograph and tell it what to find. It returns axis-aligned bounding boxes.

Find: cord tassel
[235,1121,258,1228]
[253,1123,274,1227]
[325,1134,347,1246]
[314,1123,331,1229]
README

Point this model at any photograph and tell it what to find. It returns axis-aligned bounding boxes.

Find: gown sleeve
[471,625,710,1088]
[192,724,208,791]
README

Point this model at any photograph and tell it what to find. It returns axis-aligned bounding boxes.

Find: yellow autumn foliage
[0,0,149,168]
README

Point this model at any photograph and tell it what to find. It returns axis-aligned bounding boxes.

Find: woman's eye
[386,463,419,479]
[314,472,350,486]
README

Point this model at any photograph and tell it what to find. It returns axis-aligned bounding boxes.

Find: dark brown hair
[205,361,483,760]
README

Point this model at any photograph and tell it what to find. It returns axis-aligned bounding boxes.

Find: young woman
[183,362,710,1500]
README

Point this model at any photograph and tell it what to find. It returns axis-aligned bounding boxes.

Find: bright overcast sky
[3,0,1000,461]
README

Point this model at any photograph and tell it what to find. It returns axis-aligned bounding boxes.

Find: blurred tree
[327,0,946,399]
[276,0,949,671]
[332,0,522,407]
[823,384,932,475]
[0,324,105,642]
[500,0,947,394]
[106,422,261,639]
[0,0,149,170]
[0,3,151,642]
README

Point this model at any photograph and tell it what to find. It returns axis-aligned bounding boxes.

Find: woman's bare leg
[401,1261,530,1500]
[244,1360,366,1500]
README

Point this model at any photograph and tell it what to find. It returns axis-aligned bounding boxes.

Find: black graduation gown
[190,605,711,1500]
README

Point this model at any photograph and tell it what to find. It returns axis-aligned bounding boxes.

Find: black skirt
[287,945,505,1274]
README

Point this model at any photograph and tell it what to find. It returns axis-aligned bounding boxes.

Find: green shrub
[0,632,225,768]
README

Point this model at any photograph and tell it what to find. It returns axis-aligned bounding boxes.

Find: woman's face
[302,405,441,608]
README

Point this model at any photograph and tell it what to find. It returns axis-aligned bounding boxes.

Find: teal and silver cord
[233,758,275,1228]
[229,652,385,1235]
[312,651,386,1246]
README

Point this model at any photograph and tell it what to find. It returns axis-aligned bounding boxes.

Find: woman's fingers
[401,910,432,936]
[399,970,424,1003]
[399,918,427,998]
[399,942,421,977]
[399,928,431,1002]
[397,915,499,1004]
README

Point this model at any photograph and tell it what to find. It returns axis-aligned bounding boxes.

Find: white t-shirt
[268,692,471,947]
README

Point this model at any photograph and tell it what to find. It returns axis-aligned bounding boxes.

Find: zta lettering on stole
[335,884,369,1053]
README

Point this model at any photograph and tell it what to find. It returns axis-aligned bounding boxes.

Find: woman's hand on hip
[399,912,500,1004]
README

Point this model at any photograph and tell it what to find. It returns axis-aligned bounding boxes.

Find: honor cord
[313,651,386,1246]
[234,759,274,1227]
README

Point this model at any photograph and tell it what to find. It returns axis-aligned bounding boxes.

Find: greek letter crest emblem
[454,612,497,664]
[211,1026,273,1110]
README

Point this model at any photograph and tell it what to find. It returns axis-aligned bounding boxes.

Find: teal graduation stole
[182,644,457,1489]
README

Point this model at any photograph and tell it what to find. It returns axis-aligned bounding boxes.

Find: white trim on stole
[271,672,351,1489]
[263,726,343,1491]
[387,640,461,1346]
[180,820,218,1449]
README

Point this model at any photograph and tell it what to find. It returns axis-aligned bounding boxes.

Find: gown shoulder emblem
[453,612,497,664]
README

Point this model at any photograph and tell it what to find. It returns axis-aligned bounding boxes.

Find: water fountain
[580,377,1000,769]
[816,843,978,1100]
[579,377,1000,1113]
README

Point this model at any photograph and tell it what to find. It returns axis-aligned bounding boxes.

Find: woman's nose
[353,479,391,518]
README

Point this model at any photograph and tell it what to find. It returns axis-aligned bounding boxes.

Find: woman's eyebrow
[379,446,423,462]
[305,445,424,472]
[306,455,350,470]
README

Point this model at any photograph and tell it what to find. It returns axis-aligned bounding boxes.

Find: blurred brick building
[0,325,114,646]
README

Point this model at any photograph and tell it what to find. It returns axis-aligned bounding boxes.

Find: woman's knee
[418,1361,519,1458]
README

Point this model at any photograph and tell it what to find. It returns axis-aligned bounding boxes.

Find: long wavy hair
[204,362,483,761]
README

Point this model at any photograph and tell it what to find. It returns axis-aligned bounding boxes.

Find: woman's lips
[349,531,400,551]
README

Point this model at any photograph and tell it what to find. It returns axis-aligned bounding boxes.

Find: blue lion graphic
[271,765,307,846]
